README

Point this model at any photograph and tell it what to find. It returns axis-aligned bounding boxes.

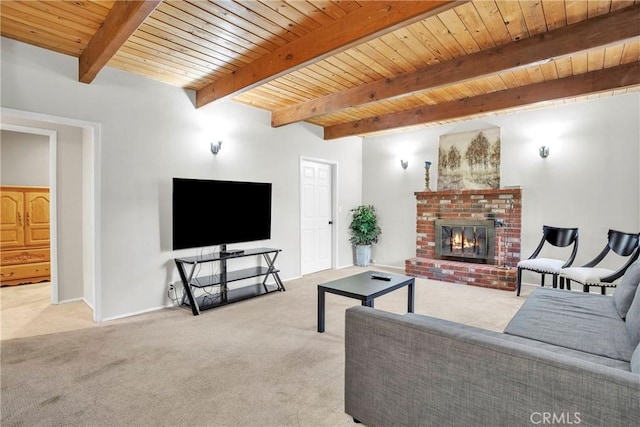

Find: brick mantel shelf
[405,188,522,291]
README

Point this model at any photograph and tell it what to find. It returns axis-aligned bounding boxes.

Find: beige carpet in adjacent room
[1,266,532,427]
[1,282,95,340]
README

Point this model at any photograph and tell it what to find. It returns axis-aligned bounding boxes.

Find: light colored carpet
[1,282,95,340]
[1,266,533,426]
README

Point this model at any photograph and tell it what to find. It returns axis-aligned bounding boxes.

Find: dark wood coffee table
[317,270,415,333]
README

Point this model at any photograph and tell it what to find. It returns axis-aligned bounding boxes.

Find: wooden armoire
[0,186,51,286]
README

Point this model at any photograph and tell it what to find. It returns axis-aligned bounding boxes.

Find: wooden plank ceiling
[1,0,639,140]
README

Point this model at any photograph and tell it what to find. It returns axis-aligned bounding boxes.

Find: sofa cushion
[625,282,640,346]
[613,260,640,319]
[632,344,640,374]
[504,288,635,361]
[406,314,631,371]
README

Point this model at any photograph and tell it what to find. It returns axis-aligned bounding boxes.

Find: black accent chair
[516,225,579,296]
[559,229,640,295]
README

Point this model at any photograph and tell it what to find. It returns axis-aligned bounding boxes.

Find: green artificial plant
[348,205,382,246]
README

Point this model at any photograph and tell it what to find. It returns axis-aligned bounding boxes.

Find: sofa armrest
[345,306,640,427]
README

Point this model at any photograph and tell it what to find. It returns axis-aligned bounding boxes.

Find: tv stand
[174,247,284,316]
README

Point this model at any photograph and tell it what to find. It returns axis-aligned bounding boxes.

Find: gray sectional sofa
[344,261,640,426]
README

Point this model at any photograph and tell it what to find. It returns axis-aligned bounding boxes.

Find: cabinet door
[25,191,50,247]
[0,190,25,249]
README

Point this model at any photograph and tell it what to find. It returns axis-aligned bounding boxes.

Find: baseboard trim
[57,297,84,305]
[101,304,168,322]
[81,297,95,310]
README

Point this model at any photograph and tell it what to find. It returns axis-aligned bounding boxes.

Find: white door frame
[299,156,339,273]
[1,107,102,322]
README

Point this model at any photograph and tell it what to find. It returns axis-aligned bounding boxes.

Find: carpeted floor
[1,282,95,340]
[1,266,532,426]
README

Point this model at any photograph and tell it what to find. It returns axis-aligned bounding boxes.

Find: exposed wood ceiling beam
[324,62,640,140]
[273,4,640,128]
[195,1,464,108]
[79,0,162,84]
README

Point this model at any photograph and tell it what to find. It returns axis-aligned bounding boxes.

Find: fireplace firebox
[435,219,495,264]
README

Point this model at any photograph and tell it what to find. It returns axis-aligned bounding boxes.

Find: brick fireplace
[405,188,522,291]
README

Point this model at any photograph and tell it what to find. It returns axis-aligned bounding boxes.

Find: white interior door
[301,160,332,275]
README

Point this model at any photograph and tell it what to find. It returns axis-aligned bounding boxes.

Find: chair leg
[516,267,522,296]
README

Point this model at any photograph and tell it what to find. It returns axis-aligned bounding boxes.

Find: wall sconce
[539,146,549,158]
[211,141,222,155]
[400,159,408,169]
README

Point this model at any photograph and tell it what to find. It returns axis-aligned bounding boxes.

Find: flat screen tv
[172,178,272,250]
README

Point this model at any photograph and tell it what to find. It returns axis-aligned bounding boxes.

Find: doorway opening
[1,108,101,323]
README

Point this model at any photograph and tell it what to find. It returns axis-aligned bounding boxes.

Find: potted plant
[349,205,382,267]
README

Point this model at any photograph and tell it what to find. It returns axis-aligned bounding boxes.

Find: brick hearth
[405,188,522,291]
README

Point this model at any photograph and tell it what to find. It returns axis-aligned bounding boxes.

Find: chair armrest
[601,248,640,282]
[563,235,579,267]
[527,236,546,259]
[345,306,639,427]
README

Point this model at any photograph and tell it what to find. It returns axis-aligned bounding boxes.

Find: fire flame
[451,230,478,252]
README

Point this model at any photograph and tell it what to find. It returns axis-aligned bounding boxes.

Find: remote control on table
[371,273,392,281]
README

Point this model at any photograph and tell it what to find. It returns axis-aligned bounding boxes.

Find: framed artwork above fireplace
[437,127,501,191]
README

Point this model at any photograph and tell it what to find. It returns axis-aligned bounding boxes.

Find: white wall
[0,130,49,185]
[363,94,640,284]
[0,37,362,320]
